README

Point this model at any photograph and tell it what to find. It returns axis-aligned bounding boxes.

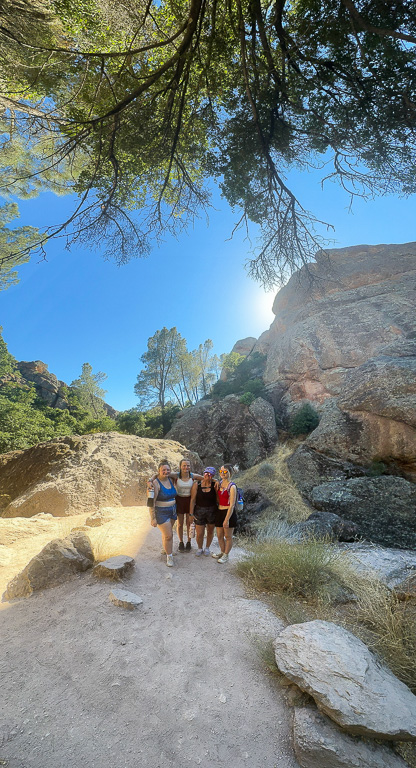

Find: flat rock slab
[293,706,408,768]
[93,555,135,580]
[109,589,143,609]
[274,620,416,741]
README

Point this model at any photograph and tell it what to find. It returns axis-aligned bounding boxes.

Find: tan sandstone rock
[2,532,93,601]
[263,242,416,477]
[0,433,201,518]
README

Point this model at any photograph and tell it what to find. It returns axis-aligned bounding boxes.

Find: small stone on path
[93,555,134,580]
[109,589,143,610]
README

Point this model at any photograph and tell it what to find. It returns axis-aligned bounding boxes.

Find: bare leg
[205,524,215,550]
[196,524,205,550]
[158,520,173,555]
[224,527,234,554]
[177,513,184,543]
[216,527,225,554]
[185,513,191,542]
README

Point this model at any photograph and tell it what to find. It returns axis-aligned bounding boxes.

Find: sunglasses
[219,469,229,474]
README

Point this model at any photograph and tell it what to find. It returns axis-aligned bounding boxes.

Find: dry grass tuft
[236,442,310,523]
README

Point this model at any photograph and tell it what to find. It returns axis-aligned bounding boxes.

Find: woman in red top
[213,464,237,563]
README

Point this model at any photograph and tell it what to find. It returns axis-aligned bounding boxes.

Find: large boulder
[2,532,94,600]
[287,445,364,497]
[310,476,416,549]
[274,621,416,741]
[293,706,408,768]
[262,242,416,478]
[167,395,277,469]
[0,433,201,518]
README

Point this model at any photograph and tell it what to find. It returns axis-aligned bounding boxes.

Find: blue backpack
[227,482,244,513]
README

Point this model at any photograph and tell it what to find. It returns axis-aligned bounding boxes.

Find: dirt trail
[1,507,299,768]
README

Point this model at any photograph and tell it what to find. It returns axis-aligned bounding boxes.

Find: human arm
[189,480,198,517]
[223,484,236,528]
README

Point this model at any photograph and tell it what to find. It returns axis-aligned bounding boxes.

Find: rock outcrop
[262,242,416,479]
[0,432,201,518]
[310,476,416,549]
[3,531,94,600]
[167,395,277,469]
[293,706,408,768]
[0,360,118,417]
[274,620,416,740]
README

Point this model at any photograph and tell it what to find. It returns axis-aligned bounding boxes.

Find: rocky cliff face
[258,242,416,480]
[1,360,118,418]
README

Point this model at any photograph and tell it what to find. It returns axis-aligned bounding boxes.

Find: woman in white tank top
[172,459,203,551]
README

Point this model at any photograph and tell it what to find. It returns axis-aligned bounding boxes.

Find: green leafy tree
[1,0,415,285]
[0,327,17,375]
[117,409,147,436]
[135,327,185,432]
[71,362,108,418]
[0,204,39,290]
[0,383,73,453]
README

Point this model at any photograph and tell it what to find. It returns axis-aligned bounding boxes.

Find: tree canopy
[1,0,415,284]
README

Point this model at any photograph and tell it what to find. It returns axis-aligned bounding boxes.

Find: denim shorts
[155,506,177,525]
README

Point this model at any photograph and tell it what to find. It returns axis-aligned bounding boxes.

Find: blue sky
[1,171,415,411]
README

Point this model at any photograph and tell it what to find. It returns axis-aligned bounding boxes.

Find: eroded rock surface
[293,706,408,768]
[0,433,201,518]
[274,620,416,740]
[167,395,277,469]
[3,532,93,600]
[310,476,416,549]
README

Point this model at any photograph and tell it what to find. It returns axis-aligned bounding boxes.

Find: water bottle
[189,520,195,538]
[147,484,154,507]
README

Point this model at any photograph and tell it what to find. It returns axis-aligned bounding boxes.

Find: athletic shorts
[155,506,177,525]
[193,505,217,526]
[215,508,237,529]
[176,495,191,516]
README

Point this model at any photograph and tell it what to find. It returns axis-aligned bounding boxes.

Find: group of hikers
[147,459,238,567]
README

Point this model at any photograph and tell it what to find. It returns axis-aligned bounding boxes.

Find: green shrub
[366,460,387,477]
[242,377,264,398]
[239,392,256,406]
[289,403,319,436]
[256,461,276,478]
[236,538,346,601]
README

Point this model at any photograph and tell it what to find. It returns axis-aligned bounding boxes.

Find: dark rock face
[310,476,416,549]
[297,511,359,542]
[287,445,365,497]
[237,485,274,533]
[167,395,277,469]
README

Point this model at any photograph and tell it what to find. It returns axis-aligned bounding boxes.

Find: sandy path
[0,507,299,768]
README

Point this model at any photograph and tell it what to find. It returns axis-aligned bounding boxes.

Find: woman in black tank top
[189,467,218,557]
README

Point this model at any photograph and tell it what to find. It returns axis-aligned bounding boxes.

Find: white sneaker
[211,552,222,559]
[195,549,203,557]
[204,548,211,556]
[217,553,229,564]
[166,555,174,567]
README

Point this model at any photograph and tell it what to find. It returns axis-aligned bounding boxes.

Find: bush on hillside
[239,392,256,406]
[289,403,320,435]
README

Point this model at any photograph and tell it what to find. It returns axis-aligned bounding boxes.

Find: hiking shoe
[204,548,211,556]
[217,553,229,564]
[166,555,174,567]
[211,552,222,559]
[195,549,203,557]
[185,541,192,551]
[178,541,185,552]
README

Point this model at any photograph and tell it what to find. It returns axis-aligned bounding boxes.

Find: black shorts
[176,495,191,516]
[215,508,237,528]
[193,505,217,526]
